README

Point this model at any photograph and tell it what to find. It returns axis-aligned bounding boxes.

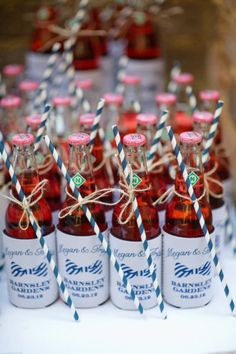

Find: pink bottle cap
[26,114,42,127]
[121,75,141,85]
[123,133,146,147]
[180,131,202,145]
[193,111,213,124]
[199,89,220,101]
[136,113,157,126]
[80,113,95,126]
[155,92,177,105]
[12,133,34,146]
[174,73,194,84]
[3,64,24,77]
[0,95,21,108]
[76,79,93,89]
[52,96,72,106]
[68,132,90,146]
[103,93,124,105]
[19,80,39,92]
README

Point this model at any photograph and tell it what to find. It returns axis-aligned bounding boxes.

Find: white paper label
[57,229,109,308]
[212,204,227,258]
[163,229,214,308]
[223,178,233,207]
[105,209,113,230]
[110,233,162,310]
[159,209,165,229]
[3,231,58,308]
[0,185,9,268]
[127,58,164,111]
[52,210,59,227]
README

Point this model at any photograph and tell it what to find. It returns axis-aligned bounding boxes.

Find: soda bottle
[193,111,226,258]
[0,96,23,144]
[103,93,124,142]
[163,131,214,308]
[136,113,168,227]
[19,80,39,116]
[199,89,232,206]
[126,5,163,110]
[0,160,6,270]
[121,74,141,135]
[3,64,24,95]
[173,73,194,135]
[79,113,113,225]
[3,133,57,308]
[57,132,108,307]
[26,115,61,224]
[75,78,94,112]
[110,133,161,310]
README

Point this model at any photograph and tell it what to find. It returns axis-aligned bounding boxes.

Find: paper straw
[76,86,91,113]
[0,138,79,321]
[89,98,105,150]
[167,125,236,316]
[112,125,167,319]
[116,55,129,94]
[167,61,181,93]
[44,135,144,314]
[0,131,11,156]
[225,209,236,255]
[202,100,224,165]
[186,85,197,114]
[33,42,61,112]
[34,104,51,152]
[147,110,169,170]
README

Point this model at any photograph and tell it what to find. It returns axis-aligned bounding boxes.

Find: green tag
[133,11,146,25]
[72,172,86,188]
[188,171,199,187]
[132,173,142,188]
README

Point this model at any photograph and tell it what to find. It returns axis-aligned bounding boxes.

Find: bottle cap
[193,111,213,123]
[19,80,39,92]
[136,113,157,126]
[121,75,141,85]
[80,113,95,126]
[123,133,146,147]
[174,73,193,84]
[155,92,177,105]
[3,64,24,77]
[76,79,93,89]
[199,89,220,101]
[180,131,202,145]
[0,95,21,108]
[103,93,124,105]
[26,114,42,127]
[12,133,34,146]
[68,132,90,146]
[52,96,71,106]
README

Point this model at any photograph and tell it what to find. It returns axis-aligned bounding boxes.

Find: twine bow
[204,162,224,199]
[37,153,54,175]
[1,179,48,230]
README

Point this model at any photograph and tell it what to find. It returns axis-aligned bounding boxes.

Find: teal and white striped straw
[0,136,79,321]
[112,125,167,319]
[167,61,181,93]
[34,104,51,152]
[186,85,197,114]
[44,135,144,314]
[89,98,105,150]
[167,125,236,316]
[116,55,129,95]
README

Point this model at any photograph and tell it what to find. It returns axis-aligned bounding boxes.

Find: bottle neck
[123,84,141,112]
[200,99,216,113]
[176,83,191,114]
[137,123,155,149]
[157,103,176,125]
[54,106,72,138]
[175,143,205,198]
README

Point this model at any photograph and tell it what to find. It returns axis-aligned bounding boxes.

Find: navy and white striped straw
[167,61,181,93]
[202,100,224,165]
[89,98,105,150]
[186,85,197,114]
[44,135,144,314]
[0,138,79,321]
[167,125,236,316]
[147,110,169,170]
[112,125,167,319]
[34,104,51,152]
[116,55,129,95]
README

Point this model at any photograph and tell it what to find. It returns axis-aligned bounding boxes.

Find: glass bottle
[26,115,61,222]
[19,80,39,116]
[173,73,194,134]
[136,113,168,227]
[121,74,141,135]
[163,131,214,308]
[3,133,57,308]
[193,111,226,258]
[0,96,23,144]
[110,133,161,310]
[3,64,24,95]
[57,132,108,308]
[103,93,124,142]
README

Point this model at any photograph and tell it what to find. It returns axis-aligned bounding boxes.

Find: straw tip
[74,311,79,321]
[218,100,224,106]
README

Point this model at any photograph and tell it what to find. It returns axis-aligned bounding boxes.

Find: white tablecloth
[0,247,236,354]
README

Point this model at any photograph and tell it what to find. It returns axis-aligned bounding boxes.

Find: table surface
[0,247,236,354]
